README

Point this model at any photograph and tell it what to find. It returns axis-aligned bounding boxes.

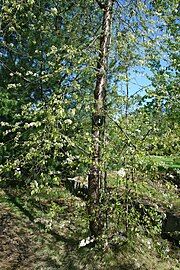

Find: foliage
[0,0,179,266]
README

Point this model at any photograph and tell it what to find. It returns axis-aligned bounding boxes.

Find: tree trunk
[88,0,114,237]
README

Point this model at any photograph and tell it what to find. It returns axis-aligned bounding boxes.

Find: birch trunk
[88,0,114,237]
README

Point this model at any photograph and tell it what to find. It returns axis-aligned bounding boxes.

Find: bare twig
[107,113,137,150]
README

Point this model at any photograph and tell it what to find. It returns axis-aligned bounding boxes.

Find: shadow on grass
[4,189,79,247]
[1,189,148,270]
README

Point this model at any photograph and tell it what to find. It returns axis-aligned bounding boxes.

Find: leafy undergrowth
[107,170,179,211]
[0,187,179,270]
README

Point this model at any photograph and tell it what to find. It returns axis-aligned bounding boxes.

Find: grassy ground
[147,156,180,169]
[0,185,179,270]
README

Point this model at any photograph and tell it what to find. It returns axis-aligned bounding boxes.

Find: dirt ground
[0,203,36,270]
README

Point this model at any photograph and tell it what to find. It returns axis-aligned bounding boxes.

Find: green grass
[0,187,179,270]
[0,160,179,270]
[148,155,180,169]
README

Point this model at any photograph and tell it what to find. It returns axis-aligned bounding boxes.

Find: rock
[162,211,180,245]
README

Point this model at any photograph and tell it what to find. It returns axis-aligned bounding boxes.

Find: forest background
[0,0,179,269]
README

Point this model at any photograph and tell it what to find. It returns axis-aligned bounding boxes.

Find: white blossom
[117,168,126,178]
[64,119,72,125]
[79,237,95,247]
[51,7,58,15]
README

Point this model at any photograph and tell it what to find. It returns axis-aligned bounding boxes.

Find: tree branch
[96,0,106,10]
[107,113,137,150]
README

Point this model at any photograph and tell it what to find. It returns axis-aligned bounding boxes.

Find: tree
[87,0,114,237]
[1,0,179,246]
[0,0,98,184]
